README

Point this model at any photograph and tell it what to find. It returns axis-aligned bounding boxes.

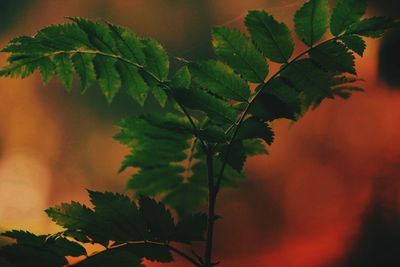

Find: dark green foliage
[245,10,294,63]
[294,0,329,46]
[0,0,397,266]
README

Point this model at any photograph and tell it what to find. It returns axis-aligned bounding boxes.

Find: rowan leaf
[346,17,398,38]
[142,38,169,81]
[330,0,367,36]
[245,10,294,63]
[72,52,96,92]
[294,0,329,46]
[212,27,268,83]
[340,35,366,56]
[54,53,74,91]
[189,60,250,102]
[93,55,121,103]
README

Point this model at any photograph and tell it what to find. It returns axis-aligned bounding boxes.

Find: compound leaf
[54,53,74,91]
[142,38,169,81]
[340,35,366,56]
[93,55,121,103]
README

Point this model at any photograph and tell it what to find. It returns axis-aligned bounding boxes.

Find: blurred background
[0,0,399,266]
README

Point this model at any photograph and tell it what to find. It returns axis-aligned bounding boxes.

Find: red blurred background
[0,1,399,266]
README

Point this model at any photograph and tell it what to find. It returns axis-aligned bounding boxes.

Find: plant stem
[204,151,216,266]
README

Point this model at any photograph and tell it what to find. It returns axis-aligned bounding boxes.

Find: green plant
[0,0,397,266]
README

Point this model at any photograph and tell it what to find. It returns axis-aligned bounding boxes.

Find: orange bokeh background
[0,1,399,266]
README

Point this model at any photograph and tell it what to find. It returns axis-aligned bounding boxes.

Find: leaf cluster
[0,0,397,266]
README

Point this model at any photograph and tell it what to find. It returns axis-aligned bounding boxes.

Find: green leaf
[281,59,333,108]
[108,23,145,65]
[219,141,246,172]
[38,57,55,84]
[346,17,398,38]
[174,213,207,244]
[309,41,356,74]
[93,55,121,103]
[237,118,274,145]
[54,53,74,91]
[212,27,268,83]
[189,60,250,102]
[0,55,43,79]
[170,66,191,89]
[294,0,329,46]
[243,139,268,156]
[72,52,96,92]
[250,78,302,121]
[332,85,364,99]
[245,10,294,63]
[340,35,366,56]
[46,202,95,230]
[172,87,238,124]
[330,0,367,36]
[116,61,149,106]
[139,196,175,241]
[88,191,149,242]
[152,86,168,107]
[45,236,87,257]
[142,38,169,81]
[69,17,116,53]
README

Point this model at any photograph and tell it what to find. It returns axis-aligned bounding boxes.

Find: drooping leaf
[245,10,294,63]
[108,23,146,65]
[330,0,367,36]
[172,86,238,124]
[243,139,268,156]
[93,55,121,103]
[294,0,329,46]
[340,35,366,56]
[212,27,268,83]
[346,17,398,38]
[236,118,274,145]
[38,57,55,84]
[250,78,302,121]
[142,38,169,81]
[152,86,168,107]
[189,60,250,102]
[54,53,74,91]
[281,59,333,108]
[72,52,96,92]
[219,141,246,172]
[116,61,149,106]
[309,41,356,74]
[332,85,364,99]
[170,66,191,89]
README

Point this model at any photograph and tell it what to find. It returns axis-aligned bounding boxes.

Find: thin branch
[204,151,216,266]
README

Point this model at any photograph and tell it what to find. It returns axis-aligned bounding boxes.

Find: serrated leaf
[219,141,246,172]
[245,10,294,63]
[152,86,168,107]
[139,196,175,241]
[309,41,356,74]
[72,52,96,92]
[93,55,121,103]
[170,66,191,89]
[45,236,87,257]
[46,202,95,230]
[243,139,268,156]
[340,35,366,56]
[281,59,333,108]
[69,17,116,53]
[116,61,149,106]
[38,57,55,84]
[330,0,367,36]
[237,118,274,145]
[346,17,398,38]
[294,0,329,46]
[172,87,238,124]
[212,27,268,83]
[174,213,207,244]
[0,54,43,78]
[88,191,149,242]
[142,38,169,81]
[108,23,145,65]
[189,60,250,102]
[250,78,302,121]
[332,85,364,99]
[54,53,74,91]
